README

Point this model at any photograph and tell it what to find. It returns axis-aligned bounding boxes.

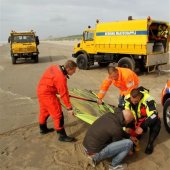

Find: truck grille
[18,46,35,53]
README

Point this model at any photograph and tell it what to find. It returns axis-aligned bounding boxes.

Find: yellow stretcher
[68,89,115,124]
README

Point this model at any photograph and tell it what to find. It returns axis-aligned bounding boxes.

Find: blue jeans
[93,139,133,166]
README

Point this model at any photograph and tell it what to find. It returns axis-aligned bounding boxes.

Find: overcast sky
[0,0,170,41]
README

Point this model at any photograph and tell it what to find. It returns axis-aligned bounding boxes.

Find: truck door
[82,31,95,54]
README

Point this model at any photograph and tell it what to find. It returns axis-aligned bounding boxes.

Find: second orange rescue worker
[97,64,139,108]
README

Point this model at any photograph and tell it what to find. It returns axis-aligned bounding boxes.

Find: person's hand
[67,109,75,116]
[130,136,138,145]
[124,128,131,133]
[135,127,143,135]
[97,99,103,105]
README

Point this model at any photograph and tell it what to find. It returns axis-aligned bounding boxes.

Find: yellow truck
[8,30,39,64]
[72,17,169,71]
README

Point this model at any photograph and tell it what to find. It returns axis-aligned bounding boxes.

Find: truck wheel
[34,55,39,63]
[163,98,170,133]
[118,57,135,71]
[12,56,16,64]
[77,54,89,70]
[98,62,109,67]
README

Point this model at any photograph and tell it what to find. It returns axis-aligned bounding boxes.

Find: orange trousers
[38,94,64,131]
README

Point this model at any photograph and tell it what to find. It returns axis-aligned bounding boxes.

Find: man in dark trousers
[37,60,77,142]
[83,108,136,170]
[124,86,161,154]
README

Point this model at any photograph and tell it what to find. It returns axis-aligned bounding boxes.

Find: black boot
[57,129,75,142]
[145,119,161,155]
[145,144,153,154]
[39,124,54,135]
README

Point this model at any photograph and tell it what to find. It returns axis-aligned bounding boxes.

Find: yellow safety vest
[124,91,156,121]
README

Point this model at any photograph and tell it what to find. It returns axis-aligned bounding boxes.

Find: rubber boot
[145,144,154,154]
[145,119,161,155]
[39,124,54,135]
[57,128,75,142]
[145,130,158,154]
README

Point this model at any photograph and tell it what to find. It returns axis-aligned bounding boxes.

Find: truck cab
[8,30,40,64]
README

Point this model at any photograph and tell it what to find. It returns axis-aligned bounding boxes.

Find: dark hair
[130,88,142,98]
[64,60,77,69]
[107,63,118,74]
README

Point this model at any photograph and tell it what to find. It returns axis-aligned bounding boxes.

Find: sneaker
[87,156,96,167]
[109,163,127,170]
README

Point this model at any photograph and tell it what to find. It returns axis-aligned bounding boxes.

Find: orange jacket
[37,65,72,109]
[98,67,139,99]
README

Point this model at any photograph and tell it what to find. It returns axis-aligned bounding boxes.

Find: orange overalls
[37,65,72,131]
[98,67,139,99]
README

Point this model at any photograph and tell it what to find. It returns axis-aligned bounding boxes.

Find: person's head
[107,63,119,80]
[162,25,167,30]
[130,88,142,105]
[64,60,77,75]
[123,109,134,124]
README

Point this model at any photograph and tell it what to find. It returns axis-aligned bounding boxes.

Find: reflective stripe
[126,81,134,88]
[146,96,154,102]
[150,114,156,119]
[106,78,112,82]
[99,90,106,94]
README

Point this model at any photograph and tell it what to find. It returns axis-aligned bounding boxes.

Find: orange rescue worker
[37,60,77,142]
[97,64,139,108]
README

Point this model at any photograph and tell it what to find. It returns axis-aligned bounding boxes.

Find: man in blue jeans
[83,108,136,170]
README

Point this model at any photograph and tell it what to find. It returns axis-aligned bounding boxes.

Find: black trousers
[147,118,161,146]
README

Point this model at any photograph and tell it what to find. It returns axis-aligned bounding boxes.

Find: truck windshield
[84,31,94,41]
[12,35,35,43]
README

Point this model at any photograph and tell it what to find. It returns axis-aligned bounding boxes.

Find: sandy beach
[0,40,170,170]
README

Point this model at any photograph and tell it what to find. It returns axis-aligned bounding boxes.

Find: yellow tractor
[72,17,169,72]
[8,30,39,64]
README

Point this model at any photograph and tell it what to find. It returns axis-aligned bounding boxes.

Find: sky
[0,0,170,41]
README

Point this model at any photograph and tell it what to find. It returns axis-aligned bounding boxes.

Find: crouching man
[83,108,136,170]
[124,86,161,154]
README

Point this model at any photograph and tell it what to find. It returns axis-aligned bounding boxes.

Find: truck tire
[98,62,110,67]
[12,56,16,64]
[163,98,170,133]
[118,57,135,71]
[34,55,39,63]
[77,54,89,70]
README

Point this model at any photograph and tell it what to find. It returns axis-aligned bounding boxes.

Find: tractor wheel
[163,98,170,133]
[77,54,89,70]
[34,55,39,63]
[118,57,135,71]
[12,56,16,64]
